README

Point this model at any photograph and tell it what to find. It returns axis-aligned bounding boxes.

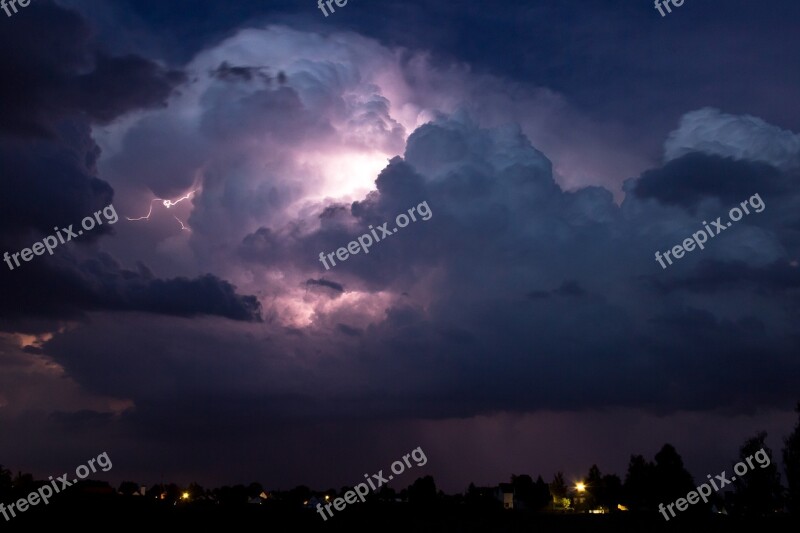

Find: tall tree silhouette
[733,432,783,516]
[585,464,623,511]
[533,475,552,510]
[550,472,568,509]
[652,444,695,506]
[585,464,603,509]
[623,454,656,511]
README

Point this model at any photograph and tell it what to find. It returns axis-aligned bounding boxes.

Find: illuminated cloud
[665,107,800,170]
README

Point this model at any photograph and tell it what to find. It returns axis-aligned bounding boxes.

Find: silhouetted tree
[623,454,656,511]
[532,475,551,510]
[585,465,622,511]
[784,402,800,515]
[550,472,568,509]
[585,464,603,509]
[732,432,783,516]
[652,444,695,507]
[599,474,623,511]
[408,475,437,504]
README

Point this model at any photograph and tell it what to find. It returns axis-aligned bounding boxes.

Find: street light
[573,482,587,513]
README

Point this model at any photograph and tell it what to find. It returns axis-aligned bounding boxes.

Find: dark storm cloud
[11,21,795,479]
[72,53,186,123]
[17,97,792,475]
[127,273,261,321]
[55,0,800,207]
[190,113,800,422]
[74,0,800,153]
[0,1,184,138]
[0,1,258,328]
[0,120,113,238]
[633,153,783,210]
[0,252,261,324]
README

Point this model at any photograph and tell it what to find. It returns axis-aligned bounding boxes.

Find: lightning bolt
[127,189,198,231]
[174,216,190,231]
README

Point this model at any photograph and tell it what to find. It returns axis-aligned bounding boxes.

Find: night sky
[1,0,799,493]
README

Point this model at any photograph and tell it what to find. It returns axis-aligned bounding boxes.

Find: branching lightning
[127,189,198,231]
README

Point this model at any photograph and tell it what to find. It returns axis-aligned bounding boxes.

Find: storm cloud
[1,1,798,493]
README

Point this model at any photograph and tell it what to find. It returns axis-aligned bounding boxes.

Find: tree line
[2,402,799,518]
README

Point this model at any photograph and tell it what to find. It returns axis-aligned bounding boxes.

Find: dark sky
[1,0,799,492]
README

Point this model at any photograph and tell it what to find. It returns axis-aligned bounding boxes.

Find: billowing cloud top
[51,19,800,424]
